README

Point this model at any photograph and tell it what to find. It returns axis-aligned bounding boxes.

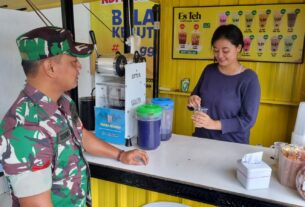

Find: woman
[188,24,260,144]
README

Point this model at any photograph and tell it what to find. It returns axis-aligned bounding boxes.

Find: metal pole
[152,4,160,98]
[61,0,79,111]
[122,0,134,53]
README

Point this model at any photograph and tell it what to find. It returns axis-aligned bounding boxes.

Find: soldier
[0,26,149,207]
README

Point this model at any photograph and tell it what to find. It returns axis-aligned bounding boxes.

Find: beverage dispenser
[95,54,146,146]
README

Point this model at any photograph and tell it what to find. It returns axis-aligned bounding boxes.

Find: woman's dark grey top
[191,63,261,144]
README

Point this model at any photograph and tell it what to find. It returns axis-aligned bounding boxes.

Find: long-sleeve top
[191,63,261,144]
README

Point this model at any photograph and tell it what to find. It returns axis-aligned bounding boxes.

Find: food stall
[86,134,305,207]
[1,0,305,206]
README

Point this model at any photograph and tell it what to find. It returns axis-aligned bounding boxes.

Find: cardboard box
[237,160,272,190]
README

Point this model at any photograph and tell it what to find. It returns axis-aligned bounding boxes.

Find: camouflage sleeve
[2,124,53,176]
[1,100,53,175]
[1,124,53,197]
[8,165,52,197]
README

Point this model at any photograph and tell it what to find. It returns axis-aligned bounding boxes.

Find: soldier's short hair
[21,60,40,77]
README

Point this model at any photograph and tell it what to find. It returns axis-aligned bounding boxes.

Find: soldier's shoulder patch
[32,160,51,172]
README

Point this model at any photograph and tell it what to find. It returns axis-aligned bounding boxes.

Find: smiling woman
[188,24,261,144]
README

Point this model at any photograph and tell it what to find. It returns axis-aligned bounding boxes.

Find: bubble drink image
[219,13,227,25]
[245,13,254,30]
[191,24,200,49]
[178,31,187,44]
[273,11,283,32]
[191,33,200,45]
[231,12,240,26]
[178,24,187,48]
[243,36,252,52]
[256,36,266,53]
[287,12,297,32]
[284,36,294,53]
[258,13,268,32]
[271,36,281,53]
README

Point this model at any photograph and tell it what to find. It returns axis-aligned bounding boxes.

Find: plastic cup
[270,142,287,161]
[193,106,208,114]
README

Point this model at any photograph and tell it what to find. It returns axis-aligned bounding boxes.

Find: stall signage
[173,4,305,63]
[91,1,154,78]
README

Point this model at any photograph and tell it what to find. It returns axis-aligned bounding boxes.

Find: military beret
[16,26,93,61]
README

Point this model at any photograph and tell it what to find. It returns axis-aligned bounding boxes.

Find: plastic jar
[136,104,162,150]
[151,98,174,141]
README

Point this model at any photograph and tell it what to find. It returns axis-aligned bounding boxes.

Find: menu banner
[172,4,305,63]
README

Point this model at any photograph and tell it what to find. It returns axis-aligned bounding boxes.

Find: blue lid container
[151,98,174,141]
[151,98,174,109]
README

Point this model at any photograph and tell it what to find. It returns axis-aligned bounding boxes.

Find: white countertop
[85,134,305,207]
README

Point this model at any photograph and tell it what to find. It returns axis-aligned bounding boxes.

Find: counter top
[85,134,305,207]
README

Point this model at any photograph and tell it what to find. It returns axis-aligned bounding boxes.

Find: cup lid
[151,98,174,107]
[136,104,162,117]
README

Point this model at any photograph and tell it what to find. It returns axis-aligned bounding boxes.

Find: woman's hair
[211,24,244,48]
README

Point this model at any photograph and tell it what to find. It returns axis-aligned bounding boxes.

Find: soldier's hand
[120,149,149,165]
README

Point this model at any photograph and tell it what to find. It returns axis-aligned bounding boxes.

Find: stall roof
[0,0,159,11]
[1,0,99,11]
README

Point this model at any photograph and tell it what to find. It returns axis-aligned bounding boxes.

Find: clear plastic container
[278,145,305,188]
[151,98,174,141]
[136,104,162,150]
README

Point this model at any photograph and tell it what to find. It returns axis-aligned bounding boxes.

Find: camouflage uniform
[0,26,93,207]
[0,84,91,207]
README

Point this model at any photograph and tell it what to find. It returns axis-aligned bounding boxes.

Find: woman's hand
[119,149,149,165]
[192,112,221,130]
[188,95,201,108]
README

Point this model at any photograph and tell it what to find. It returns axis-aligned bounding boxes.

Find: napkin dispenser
[237,152,272,190]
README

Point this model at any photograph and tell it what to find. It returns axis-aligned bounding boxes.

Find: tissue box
[237,160,272,190]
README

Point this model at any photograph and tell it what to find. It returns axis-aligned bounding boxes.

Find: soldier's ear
[41,59,56,78]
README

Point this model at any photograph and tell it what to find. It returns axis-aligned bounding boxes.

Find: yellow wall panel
[91,178,216,207]
[91,178,117,207]
[158,0,305,145]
